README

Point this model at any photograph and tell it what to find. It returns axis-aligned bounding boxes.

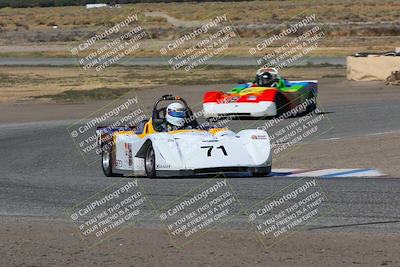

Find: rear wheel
[102,149,119,177]
[306,98,317,114]
[275,94,287,115]
[145,144,156,178]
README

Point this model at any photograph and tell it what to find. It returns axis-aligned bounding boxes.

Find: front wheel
[252,166,271,177]
[145,144,156,178]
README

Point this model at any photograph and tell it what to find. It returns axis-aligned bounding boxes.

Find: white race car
[97,95,272,178]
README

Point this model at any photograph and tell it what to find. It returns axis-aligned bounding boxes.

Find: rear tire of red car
[275,94,287,115]
[306,98,317,114]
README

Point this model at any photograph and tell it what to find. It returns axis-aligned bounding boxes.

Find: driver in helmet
[254,67,280,87]
[162,102,188,132]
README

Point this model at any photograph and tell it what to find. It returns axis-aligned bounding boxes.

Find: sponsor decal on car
[219,95,240,104]
[251,135,268,140]
[156,164,171,169]
[124,143,132,167]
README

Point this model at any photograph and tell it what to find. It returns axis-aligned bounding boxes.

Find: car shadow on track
[120,173,271,180]
[212,111,334,121]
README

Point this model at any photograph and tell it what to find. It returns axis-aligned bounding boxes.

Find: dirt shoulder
[0,66,345,103]
[0,223,399,267]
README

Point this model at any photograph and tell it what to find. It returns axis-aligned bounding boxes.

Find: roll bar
[152,94,199,128]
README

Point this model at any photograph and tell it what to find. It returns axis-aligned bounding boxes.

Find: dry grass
[0,1,399,30]
[0,40,396,58]
[0,1,399,57]
[0,65,345,103]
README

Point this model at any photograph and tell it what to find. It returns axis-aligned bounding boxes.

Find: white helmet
[256,67,279,76]
[165,102,186,127]
[256,67,280,86]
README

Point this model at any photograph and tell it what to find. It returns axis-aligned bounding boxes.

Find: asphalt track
[1,78,400,235]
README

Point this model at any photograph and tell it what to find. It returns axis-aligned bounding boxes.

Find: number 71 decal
[200,145,228,157]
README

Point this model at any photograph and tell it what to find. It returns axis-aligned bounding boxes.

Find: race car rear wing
[96,125,136,148]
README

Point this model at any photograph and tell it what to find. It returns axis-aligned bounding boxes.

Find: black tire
[275,94,287,116]
[306,99,317,114]
[101,149,119,177]
[145,144,156,178]
[252,166,271,177]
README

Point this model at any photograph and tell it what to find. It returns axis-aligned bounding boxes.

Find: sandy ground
[1,223,399,267]
[0,66,346,103]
